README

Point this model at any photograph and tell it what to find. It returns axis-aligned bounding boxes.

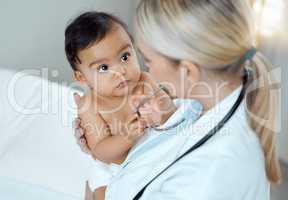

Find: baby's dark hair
[65,11,131,70]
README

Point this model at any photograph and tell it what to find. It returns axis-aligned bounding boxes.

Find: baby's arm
[86,114,146,164]
[74,93,146,164]
[79,114,131,164]
[91,135,133,164]
[92,114,146,164]
[74,94,132,163]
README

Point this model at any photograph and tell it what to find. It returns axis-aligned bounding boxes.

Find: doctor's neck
[188,68,243,113]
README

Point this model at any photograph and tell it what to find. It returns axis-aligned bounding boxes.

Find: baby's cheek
[95,79,116,96]
[88,71,101,87]
[96,87,110,97]
[129,62,141,79]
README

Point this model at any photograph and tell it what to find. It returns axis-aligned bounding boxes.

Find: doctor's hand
[73,117,91,155]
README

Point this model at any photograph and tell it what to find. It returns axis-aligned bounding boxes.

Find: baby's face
[75,25,141,98]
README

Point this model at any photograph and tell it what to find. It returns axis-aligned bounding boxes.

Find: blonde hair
[136,0,281,183]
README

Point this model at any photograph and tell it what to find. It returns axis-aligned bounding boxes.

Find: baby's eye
[98,64,109,73]
[121,52,131,62]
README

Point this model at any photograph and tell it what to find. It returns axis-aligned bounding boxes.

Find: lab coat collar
[178,86,243,156]
[156,99,203,129]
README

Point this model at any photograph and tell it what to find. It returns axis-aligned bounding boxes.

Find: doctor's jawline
[6,67,281,132]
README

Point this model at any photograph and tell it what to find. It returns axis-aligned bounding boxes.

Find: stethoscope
[132,47,257,200]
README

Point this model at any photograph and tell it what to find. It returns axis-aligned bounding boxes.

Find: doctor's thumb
[73,93,82,107]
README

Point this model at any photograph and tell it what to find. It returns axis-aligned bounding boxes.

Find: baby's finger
[132,118,148,130]
[143,118,154,128]
[77,137,86,146]
[78,138,90,152]
[136,123,147,136]
[131,95,147,108]
[127,121,137,132]
[137,119,147,129]
[73,93,83,108]
[73,118,81,129]
[142,101,151,109]
[138,107,153,115]
[127,113,139,125]
[138,111,153,124]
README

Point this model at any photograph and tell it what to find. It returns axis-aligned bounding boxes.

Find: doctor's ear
[179,60,200,83]
[74,70,88,84]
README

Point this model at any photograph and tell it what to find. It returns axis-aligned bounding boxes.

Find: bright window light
[253,0,285,37]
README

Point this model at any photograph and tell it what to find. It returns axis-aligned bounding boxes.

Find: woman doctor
[76,0,281,199]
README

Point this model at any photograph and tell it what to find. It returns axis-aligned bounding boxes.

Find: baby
[65,12,203,199]
[65,11,176,165]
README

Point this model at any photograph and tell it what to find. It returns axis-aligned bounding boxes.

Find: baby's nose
[112,65,126,78]
[118,65,126,75]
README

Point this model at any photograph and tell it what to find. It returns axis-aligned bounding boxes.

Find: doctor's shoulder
[153,131,269,199]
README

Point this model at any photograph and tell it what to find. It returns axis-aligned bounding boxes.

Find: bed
[0,68,95,199]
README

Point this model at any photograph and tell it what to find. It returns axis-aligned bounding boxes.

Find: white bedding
[0,68,97,199]
[0,176,78,200]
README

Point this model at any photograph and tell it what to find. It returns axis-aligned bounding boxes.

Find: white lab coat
[104,87,270,200]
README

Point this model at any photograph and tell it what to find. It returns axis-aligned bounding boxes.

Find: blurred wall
[0,0,134,83]
[260,1,288,164]
[262,41,288,164]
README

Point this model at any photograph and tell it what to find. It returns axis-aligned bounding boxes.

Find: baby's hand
[133,73,176,127]
[135,93,176,128]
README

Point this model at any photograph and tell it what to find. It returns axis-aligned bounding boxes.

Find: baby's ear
[74,70,87,84]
